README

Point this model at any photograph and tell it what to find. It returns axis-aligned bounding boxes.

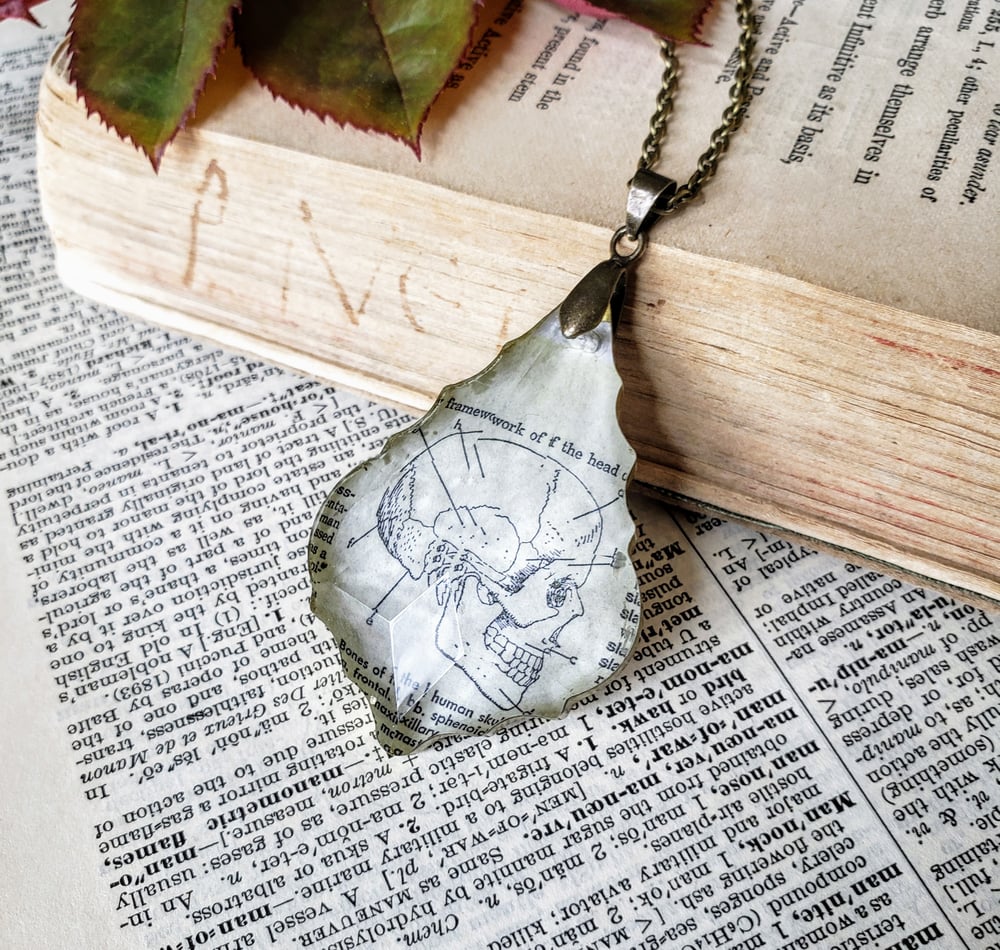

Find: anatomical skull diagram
[375,435,601,711]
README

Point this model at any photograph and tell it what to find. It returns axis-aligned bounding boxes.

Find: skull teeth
[485,627,544,687]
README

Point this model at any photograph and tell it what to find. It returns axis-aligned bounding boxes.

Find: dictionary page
[4,6,1000,950]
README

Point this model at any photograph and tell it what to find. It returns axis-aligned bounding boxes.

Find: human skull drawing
[376,435,601,710]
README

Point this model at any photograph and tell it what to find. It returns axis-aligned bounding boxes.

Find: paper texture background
[3,3,1000,948]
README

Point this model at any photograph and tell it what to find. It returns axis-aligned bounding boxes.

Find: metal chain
[570,2,757,331]
[638,0,756,216]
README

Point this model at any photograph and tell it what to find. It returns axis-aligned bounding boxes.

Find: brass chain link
[638,0,757,216]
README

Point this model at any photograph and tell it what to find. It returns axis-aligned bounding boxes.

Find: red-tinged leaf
[0,0,46,25]
[551,0,713,42]
[68,0,239,167]
[236,0,481,152]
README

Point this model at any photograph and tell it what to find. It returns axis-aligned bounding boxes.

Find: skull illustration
[377,435,601,710]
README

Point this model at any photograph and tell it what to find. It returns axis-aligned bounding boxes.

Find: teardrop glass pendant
[309,264,640,754]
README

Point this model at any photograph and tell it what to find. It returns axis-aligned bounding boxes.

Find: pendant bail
[558,259,628,339]
[625,169,677,240]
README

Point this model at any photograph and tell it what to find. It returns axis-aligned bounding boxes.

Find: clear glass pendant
[309,262,640,754]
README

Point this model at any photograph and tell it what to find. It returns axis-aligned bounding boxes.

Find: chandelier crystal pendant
[309,263,639,755]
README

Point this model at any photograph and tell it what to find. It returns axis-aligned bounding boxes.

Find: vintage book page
[192,0,1000,330]
[4,8,1000,949]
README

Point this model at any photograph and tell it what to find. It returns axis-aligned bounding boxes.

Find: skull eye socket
[546,576,575,609]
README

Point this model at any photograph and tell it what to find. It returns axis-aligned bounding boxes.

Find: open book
[4,4,1000,948]
[34,0,1000,605]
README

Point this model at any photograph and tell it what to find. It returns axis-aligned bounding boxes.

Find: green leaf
[552,0,713,41]
[69,0,238,167]
[64,0,715,165]
[235,0,481,152]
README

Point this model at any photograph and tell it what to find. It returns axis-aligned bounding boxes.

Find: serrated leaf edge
[67,0,243,171]
[565,0,716,43]
[237,1,485,158]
